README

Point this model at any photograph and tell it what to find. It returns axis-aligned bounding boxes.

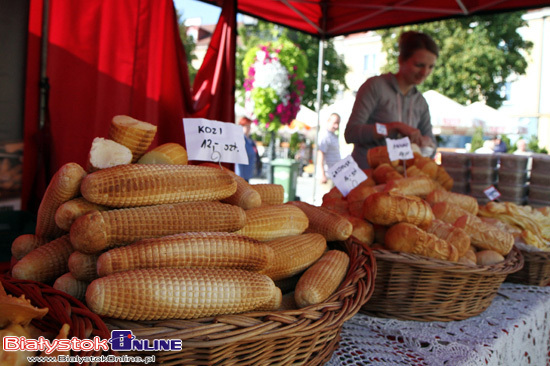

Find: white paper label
[376,123,388,136]
[183,118,248,164]
[328,155,368,197]
[484,185,501,201]
[385,137,414,161]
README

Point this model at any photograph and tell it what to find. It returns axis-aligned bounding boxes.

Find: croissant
[426,189,479,215]
[363,191,434,228]
[385,222,459,262]
[432,202,514,255]
[425,218,471,257]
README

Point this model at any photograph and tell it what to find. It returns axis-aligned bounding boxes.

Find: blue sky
[174,0,221,25]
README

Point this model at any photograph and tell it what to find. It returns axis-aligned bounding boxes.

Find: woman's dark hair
[398,31,439,61]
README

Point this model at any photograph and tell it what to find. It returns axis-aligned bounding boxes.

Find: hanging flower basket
[243,39,307,132]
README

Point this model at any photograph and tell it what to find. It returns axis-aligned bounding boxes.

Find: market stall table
[327,283,550,366]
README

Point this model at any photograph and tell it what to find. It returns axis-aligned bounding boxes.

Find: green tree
[379,11,532,109]
[470,127,485,152]
[176,10,198,83]
[500,134,512,153]
[237,20,349,110]
[528,136,549,154]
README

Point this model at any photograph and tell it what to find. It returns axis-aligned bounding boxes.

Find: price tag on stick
[327,155,368,197]
[375,123,388,136]
[484,185,501,201]
[183,118,248,164]
[385,137,414,161]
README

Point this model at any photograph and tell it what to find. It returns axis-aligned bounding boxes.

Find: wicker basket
[0,274,117,365]
[104,238,376,366]
[506,248,550,286]
[361,246,523,322]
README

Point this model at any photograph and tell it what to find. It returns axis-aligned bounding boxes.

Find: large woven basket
[104,238,376,366]
[361,245,523,322]
[0,274,117,365]
[506,248,550,286]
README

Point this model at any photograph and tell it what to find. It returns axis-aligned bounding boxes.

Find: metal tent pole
[311,37,325,204]
[39,0,50,130]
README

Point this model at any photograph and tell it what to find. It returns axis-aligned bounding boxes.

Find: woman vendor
[344,31,438,169]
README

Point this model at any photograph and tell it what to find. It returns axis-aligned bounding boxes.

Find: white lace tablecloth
[327,283,550,366]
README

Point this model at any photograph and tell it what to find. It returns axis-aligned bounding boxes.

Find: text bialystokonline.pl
[27,354,156,364]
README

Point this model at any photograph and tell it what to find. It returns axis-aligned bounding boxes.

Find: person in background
[344,31,438,169]
[235,117,258,182]
[317,113,342,187]
[493,135,508,153]
[475,139,496,154]
[514,138,530,155]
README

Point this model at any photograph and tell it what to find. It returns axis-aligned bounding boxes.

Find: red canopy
[205,0,550,37]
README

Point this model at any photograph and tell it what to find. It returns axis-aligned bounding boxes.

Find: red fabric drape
[191,0,236,122]
[22,0,236,212]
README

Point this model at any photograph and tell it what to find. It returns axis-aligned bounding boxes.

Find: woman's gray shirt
[344,73,435,169]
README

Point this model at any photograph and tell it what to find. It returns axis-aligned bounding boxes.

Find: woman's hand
[387,122,422,144]
[419,135,436,148]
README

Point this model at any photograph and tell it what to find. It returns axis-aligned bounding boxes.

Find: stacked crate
[469,154,499,205]
[497,154,529,205]
[439,152,470,195]
[529,154,550,207]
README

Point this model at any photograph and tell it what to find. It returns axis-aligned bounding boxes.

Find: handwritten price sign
[386,137,414,161]
[183,118,248,164]
[484,185,501,201]
[328,155,367,197]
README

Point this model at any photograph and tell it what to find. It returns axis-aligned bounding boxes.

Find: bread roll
[108,115,157,163]
[87,137,132,172]
[413,154,438,179]
[35,162,87,239]
[458,257,476,266]
[345,215,374,245]
[363,191,434,228]
[435,166,453,191]
[432,202,514,255]
[476,250,505,266]
[288,201,353,242]
[426,189,478,215]
[367,146,399,169]
[425,218,471,257]
[373,163,403,184]
[405,165,428,178]
[384,175,437,198]
[346,180,378,218]
[55,197,109,231]
[137,142,188,165]
[385,222,459,262]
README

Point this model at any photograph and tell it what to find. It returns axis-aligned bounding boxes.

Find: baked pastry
[432,202,514,255]
[363,191,434,228]
[426,218,471,257]
[384,175,437,198]
[426,188,479,215]
[385,222,459,262]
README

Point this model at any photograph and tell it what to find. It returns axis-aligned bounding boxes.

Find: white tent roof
[295,105,319,127]
[423,90,480,135]
[465,102,527,135]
